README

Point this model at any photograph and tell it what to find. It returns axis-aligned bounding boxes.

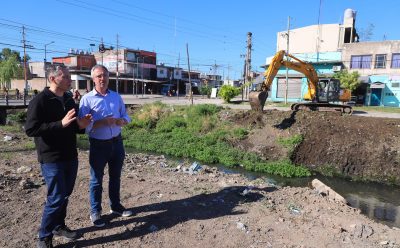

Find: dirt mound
[234,110,400,184]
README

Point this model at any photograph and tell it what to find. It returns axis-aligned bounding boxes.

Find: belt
[89,134,122,143]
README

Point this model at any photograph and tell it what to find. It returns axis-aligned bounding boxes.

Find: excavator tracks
[290,102,353,115]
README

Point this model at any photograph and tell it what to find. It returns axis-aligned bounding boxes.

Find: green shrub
[8,111,27,123]
[277,134,303,148]
[199,86,212,97]
[218,85,241,103]
[232,128,248,139]
[156,115,187,133]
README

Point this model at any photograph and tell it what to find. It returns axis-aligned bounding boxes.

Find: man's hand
[93,116,116,129]
[115,118,128,126]
[77,114,93,129]
[62,109,77,128]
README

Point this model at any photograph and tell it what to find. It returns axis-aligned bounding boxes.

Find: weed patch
[123,103,310,178]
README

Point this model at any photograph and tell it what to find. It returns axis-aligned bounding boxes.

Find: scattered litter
[3,136,12,142]
[288,205,301,215]
[240,186,254,196]
[236,222,247,231]
[189,161,202,175]
[175,164,182,172]
[159,162,168,168]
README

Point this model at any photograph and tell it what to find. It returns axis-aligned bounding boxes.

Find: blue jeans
[89,137,125,214]
[39,160,78,239]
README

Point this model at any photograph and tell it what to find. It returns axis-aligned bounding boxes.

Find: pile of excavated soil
[230,110,400,185]
[1,125,400,247]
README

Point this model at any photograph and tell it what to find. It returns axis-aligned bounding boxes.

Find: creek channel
[79,140,400,228]
[219,164,400,228]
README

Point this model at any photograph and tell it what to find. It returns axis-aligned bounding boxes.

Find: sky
[1,0,399,80]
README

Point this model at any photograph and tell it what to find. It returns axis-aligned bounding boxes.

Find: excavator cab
[316,79,341,103]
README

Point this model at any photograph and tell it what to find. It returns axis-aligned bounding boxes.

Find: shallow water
[218,164,400,228]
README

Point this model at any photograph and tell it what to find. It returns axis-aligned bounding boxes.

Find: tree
[0,48,22,62]
[332,70,360,92]
[0,48,25,89]
[358,23,375,41]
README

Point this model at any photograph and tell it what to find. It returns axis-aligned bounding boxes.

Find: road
[1,94,399,119]
[121,94,400,119]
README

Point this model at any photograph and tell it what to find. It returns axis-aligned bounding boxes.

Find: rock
[16,166,32,174]
[236,222,247,231]
[311,179,347,204]
[351,224,374,238]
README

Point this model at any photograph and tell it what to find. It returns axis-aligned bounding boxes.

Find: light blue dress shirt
[79,89,131,140]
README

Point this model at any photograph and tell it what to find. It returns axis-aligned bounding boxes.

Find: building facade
[342,41,400,106]
[267,8,400,106]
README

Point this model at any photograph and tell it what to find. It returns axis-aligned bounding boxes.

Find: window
[392,82,400,88]
[374,54,386,69]
[350,55,372,69]
[160,69,164,74]
[392,53,400,68]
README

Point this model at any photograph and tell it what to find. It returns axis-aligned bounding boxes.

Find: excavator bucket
[249,91,268,111]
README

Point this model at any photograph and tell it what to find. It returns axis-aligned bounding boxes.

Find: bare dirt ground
[1,109,400,248]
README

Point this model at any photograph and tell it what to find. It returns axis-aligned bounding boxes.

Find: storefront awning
[370,82,385,89]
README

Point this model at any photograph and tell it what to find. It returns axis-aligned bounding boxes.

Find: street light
[44,41,55,87]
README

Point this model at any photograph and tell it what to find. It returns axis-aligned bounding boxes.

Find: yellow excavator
[249,50,352,114]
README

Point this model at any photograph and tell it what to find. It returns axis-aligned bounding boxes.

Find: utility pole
[240,54,246,101]
[285,17,290,105]
[227,64,231,85]
[116,34,119,93]
[136,56,139,97]
[186,43,193,105]
[44,41,54,87]
[213,60,218,87]
[177,53,180,99]
[101,37,104,65]
[22,26,28,96]
[245,32,252,99]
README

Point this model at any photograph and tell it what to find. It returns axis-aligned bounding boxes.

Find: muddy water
[220,165,400,228]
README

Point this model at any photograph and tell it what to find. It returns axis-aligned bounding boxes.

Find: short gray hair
[47,64,67,79]
[91,64,109,78]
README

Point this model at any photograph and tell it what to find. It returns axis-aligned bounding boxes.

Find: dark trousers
[89,137,125,214]
[39,160,78,239]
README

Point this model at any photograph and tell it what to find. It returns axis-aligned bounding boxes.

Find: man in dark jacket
[25,65,92,248]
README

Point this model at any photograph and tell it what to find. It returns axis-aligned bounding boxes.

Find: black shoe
[37,237,53,248]
[110,205,133,217]
[90,212,105,227]
[52,225,78,241]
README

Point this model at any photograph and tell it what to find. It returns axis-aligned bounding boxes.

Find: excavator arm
[249,50,352,114]
[250,50,319,110]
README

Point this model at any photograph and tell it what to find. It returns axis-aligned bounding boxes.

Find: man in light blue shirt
[79,65,133,227]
